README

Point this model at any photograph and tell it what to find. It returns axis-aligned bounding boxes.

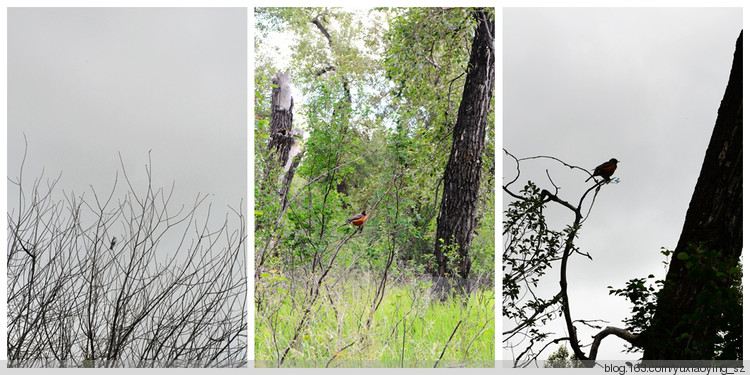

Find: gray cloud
[8,8,247,212]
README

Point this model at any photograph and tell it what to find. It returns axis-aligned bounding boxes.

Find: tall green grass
[255,272,494,368]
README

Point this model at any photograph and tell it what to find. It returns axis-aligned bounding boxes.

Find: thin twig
[434,320,462,368]
[325,341,356,368]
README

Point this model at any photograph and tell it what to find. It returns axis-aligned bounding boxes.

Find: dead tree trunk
[268,71,294,159]
[433,9,494,284]
[257,71,303,268]
[640,31,742,361]
[266,71,303,209]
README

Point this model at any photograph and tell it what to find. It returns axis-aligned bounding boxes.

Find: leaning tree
[433,8,495,288]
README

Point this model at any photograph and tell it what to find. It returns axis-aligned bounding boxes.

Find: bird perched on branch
[344,210,367,231]
[585,158,619,182]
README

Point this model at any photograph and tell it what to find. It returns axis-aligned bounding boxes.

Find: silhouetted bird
[585,158,619,182]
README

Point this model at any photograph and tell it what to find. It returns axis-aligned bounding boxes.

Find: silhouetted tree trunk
[433,9,494,282]
[640,31,742,361]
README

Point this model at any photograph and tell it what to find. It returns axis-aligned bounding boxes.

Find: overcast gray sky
[503,7,742,363]
[8,8,247,219]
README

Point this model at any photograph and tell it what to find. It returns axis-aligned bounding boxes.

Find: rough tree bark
[640,31,742,360]
[266,70,303,209]
[257,71,302,268]
[433,9,494,281]
[268,70,294,158]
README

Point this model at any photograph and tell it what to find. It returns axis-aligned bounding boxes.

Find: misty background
[7,8,247,216]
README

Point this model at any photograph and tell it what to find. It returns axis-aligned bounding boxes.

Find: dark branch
[311,16,333,48]
[589,326,640,361]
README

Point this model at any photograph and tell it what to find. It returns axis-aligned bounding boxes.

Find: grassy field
[255,272,494,368]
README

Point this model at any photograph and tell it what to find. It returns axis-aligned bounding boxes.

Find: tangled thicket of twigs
[7,152,247,368]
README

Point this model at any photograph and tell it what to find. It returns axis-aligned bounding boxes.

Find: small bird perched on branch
[585,158,619,182]
[344,210,367,231]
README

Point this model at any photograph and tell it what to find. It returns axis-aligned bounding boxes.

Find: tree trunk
[641,31,742,360]
[265,71,302,209]
[433,9,494,282]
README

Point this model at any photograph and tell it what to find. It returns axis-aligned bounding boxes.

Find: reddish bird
[585,158,619,182]
[345,210,367,230]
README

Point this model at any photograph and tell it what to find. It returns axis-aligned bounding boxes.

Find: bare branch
[434,320,462,368]
[589,326,639,361]
[8,150,246,367]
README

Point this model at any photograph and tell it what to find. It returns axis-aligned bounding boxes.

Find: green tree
[384,8,495,279]
[545,345,583,368]
[254,7,495,367]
